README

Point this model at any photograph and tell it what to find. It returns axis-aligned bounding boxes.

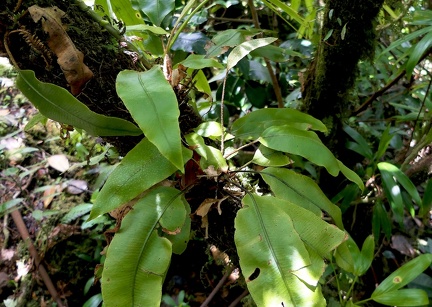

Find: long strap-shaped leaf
[102,186,189,307]
[16,70,142,136]
[259,125,340,176]
[89,138,191,220]
[235,194,327,306]
[231,108,328,140]
[116,67,184,172]
[261,167,344,229]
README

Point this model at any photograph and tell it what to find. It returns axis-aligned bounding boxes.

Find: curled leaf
[28,5,93,95]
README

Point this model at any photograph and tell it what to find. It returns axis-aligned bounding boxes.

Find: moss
[302,0,384,121]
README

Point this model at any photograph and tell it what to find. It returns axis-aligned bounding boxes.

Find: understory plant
[4,0,432,306]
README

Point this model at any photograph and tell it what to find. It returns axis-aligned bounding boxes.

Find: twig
[228,289,249,307]
[354,48,432,115]
[353,69,405,115]
[10,209,65,307]
[200,266,234,307]
[248,0,284,108]
[223,139,259,159]
[208,17,254,23]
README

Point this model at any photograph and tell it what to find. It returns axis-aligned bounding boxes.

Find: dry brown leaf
[162,227,181,235]
[28,5,93,95]
[201,215,209,239]
[391,234,416,257]
[43,184,62,208]
[196,198,218,217]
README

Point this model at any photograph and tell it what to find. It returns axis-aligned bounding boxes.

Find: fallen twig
[200,266,234,307]
[10,208,65,307]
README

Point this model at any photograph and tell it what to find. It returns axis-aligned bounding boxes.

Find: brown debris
[28,5,93,95]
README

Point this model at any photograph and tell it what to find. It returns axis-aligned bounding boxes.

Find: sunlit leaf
[102,186,187,307]
[405,31,432,78]
[252,145,290,167]
[259,125,340,176]
[227,38,277,70]
[185,133,228,172]
[179,54,223,69]
[232,108,327,140]
[261,167,343,228]
[117,67,185,172]
[235,194,326,306]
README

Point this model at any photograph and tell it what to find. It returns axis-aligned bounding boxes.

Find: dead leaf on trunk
[28,5,93,95]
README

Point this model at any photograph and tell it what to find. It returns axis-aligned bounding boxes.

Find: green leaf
[356,235,374,276]
[178,54,223,69]
[405,31,432,78]
[16,70,142,136]
[372,200,392,239]
[343,125,373,160]
[421,179,432,216]
[231,108,327,140]
[335,237,357,274]
[206,29,260,58]
[192,69,212,98]
[116,67,184,172]
[185,133,228,172]
[375,126,394,160]
[107,0,145,25]
[252,144,290,167]
[259,126,340,176]
[61,203,93,224]
[337,160,365,191]
[131,0,174,26]
[377,164,404,225]
[261,167,344,229]
[372,289,429,306]
[24,112,47,131]
[277,197,347,258]
[324,29,333,41]
[335,237,358,274]
[195,121,223,138]
[227,37,277,70]
[165,200,191,255]
[373,254,432,296]
[234,194,326,306]
[102,186,187,307]
[126,24,168,35]
[250,45,302,62]
[0,198,23,217]
[89,138,192,220]
[379,26,432,57]
[261,0,304,24]
[378,162,422,208]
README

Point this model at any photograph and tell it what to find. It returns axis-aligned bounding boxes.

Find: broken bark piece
[28,5,93,95]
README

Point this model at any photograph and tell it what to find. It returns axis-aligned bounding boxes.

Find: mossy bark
[301,0,384,150]
[0,0,201,155]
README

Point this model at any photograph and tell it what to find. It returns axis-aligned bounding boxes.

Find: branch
[200,266,234,307]
[11,209,65,306]
[353,49,432,115]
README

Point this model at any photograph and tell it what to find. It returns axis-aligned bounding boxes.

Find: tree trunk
[301,0,384,152]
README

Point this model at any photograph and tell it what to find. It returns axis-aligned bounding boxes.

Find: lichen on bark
[301,0,385,135]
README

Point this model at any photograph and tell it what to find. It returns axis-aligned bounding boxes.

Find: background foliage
[2,0,432,306]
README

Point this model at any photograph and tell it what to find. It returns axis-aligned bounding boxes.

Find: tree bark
[301,0,384,151]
